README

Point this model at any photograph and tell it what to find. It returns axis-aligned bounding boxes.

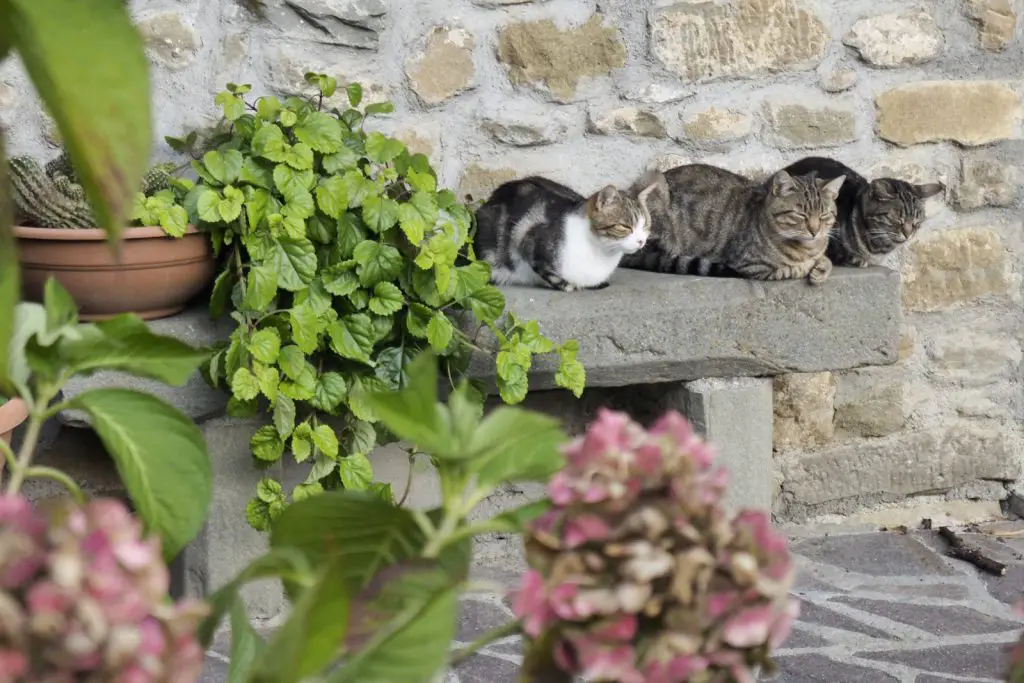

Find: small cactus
[9,156,96,229]
[141,162,176,196]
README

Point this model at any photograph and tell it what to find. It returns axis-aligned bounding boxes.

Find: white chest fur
[557,214,622,288]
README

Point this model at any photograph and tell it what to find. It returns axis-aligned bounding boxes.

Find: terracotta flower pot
[14,225,216,321]
[0,398,28,446]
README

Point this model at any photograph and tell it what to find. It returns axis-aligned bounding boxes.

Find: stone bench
[34,266,900,622]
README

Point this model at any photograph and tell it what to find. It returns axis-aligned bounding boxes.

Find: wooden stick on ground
[938,526,1007,576]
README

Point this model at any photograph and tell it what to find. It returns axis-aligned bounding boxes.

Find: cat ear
[870,180,895,200]
[915,182,945,199]
[771,170,797,196]
[636,173,667,207]
[821,174,845,198]
[595,185,620,210]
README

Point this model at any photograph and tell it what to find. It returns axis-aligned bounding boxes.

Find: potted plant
[10,150,216,320]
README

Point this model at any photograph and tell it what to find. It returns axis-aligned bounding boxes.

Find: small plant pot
[0,398,29,446]
[14,225,216,321]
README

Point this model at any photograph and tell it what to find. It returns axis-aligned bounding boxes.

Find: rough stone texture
[587,106,666,138]
[926,331,1022,386]
[497,16,626,101]
[842,11,944,67]
[681,377,774,510]
[650,0,829,82]
[467,268,901,391]
[405,26,475,106]
[901,227,1010,312]
[618,81,693,105]
[773,373,837,452]
[137,13,201,70]
[679,106,752,146]
[481,104,568,147]
[834,366,907,438]
[764,101,857,149]
[781,423,1021,506]
[965,0,1017,51]
[876,81,1020,147]
[457,164,517,202]
[818,68,858,93]
[955,156,1018,209]
[263,0,387,50]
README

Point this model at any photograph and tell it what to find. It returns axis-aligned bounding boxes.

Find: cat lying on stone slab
[472,175,659,292]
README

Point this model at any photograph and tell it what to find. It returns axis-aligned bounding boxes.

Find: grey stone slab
[982,563,1024,606]
[457,599,516,642]
[792,533,958,576]
[767,655,898,682]
[467,267,901,391]
[779,629,831,649]
[795,601,894,639]
[198,655,230,683]
[858,642,1013,679]
[859,583,973,600]
[453,654,521,683]
[832,597,1021,635]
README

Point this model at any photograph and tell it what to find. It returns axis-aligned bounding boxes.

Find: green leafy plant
[184,74,586,528]
[198,350,568,683]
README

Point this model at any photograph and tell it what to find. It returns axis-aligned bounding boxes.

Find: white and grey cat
[472,176,657,292]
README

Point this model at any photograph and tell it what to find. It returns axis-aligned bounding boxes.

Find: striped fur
[622,164,845,285]
[783,157,944,267]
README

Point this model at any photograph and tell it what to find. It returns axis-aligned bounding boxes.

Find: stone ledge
[470,267,902,391]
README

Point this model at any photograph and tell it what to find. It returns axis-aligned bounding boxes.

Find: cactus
[141,162,176,195]
[9,156,96,229]
[44,150,76,183]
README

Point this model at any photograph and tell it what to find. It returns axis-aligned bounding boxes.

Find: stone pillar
[679,377,774,512]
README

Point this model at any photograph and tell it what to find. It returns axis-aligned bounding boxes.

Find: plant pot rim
[0,398,29,432]
[13,225,200,241]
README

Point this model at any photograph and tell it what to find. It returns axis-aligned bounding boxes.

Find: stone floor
[200,524,1024,683]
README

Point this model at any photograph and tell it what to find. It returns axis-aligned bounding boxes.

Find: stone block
[901,227,1010,311]
[405,26,475,106]
[457,164,518,202]
[926,331,1022,386]
[467,267,902,391]
[618,81,693,105]
[481,102,569,147]
[764,101,857,149]
[834,366,907,437]
[138,13,201,71]
[964,0,1017,51]
[818,68,858,93]
[780,422,1020,506]
[876,81,1020,147]
[955,157,1018,210]
[772,372,836,451]
[262,0,387,50]
[649,0,828,82]
[587,106,666,138]
[678,107,752,146]
[843,11,944,67]
[497,16,626,101]
[682,377,773,511]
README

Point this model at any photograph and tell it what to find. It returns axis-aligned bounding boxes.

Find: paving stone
[859,583,972,600]
[454,653,521,682]
[833,597,1020,635]
[792,533,958,576]
[858,642,1014,679]
[457,599,517,642]
[488,638,524,655]
[780,629,831,648]
[769,655,899,681]
[982,563,1024,605]
[198,655,230,683]
[792,573,843,593]
[796,601,894,639]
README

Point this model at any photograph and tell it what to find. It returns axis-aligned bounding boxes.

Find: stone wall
[1,0,1022,523]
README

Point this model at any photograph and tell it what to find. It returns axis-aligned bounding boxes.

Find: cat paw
[585,282,610,291]
[808,259,832,286]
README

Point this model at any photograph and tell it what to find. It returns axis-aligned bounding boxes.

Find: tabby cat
[782,156,944,267]
[473,176,657,292]
[621,164,845,285]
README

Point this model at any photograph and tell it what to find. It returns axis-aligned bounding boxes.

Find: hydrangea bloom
[512,409,799,683]
[0,495,207,683]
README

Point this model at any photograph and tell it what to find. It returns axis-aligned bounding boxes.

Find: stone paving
[200,525,1024,682]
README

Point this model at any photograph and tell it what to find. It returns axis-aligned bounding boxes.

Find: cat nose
[903,224,914,237]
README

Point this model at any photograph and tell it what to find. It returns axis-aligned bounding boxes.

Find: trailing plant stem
[24,466,86,503]
[6,385,57,495]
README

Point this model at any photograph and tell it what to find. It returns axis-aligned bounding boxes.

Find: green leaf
[353,241,403,287]
[555,356,586,398]
[5,0,150,241]
[347,82,363,107]
[312,424,339,459]
[338,453,373,490]
[294,112,343,153]
[396,192,438,244]
[252,124,289,163]
[466,286,506,323]
[497,363,528,404]
[197,189,223,223]
[270,237,317,291]
[364,132,405,163]
[368,282,404,316]
[321,262,359,297]
[284,142,315,171]
[292,423,314,463]
[519,319,555,354]
[252,425,285,463]
[256,95,282,122]
[225,598,264,683]
[472,407,565,489]
[203,149,243,185]
[345,419,376,456]
[322,147,360,174]
[245,265,279,311]
[292,482,323,502]
[218,185,245,222]
[277,345,307,380]
[426,313,454,352]
[254,363,280,402]
[315,176,349,219]
[362,195,399,233]
[41,277,76,332]
[305,453,337,483]
[363,352,449,454]
[273,164,316,201]
[158,205,189,237]
[310,372,348,413]
[216,90,245,121]
[274,394,296,437]
[239,157,273,189]
[363,101,395,116]
[210,270,236,321]
[257,478,284,504]
[69,389,211,561]
[231,367,260,401]
[289,301,320,355]
[327,314,374,364]
[248,328,281,365]
[373,346,408,391]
